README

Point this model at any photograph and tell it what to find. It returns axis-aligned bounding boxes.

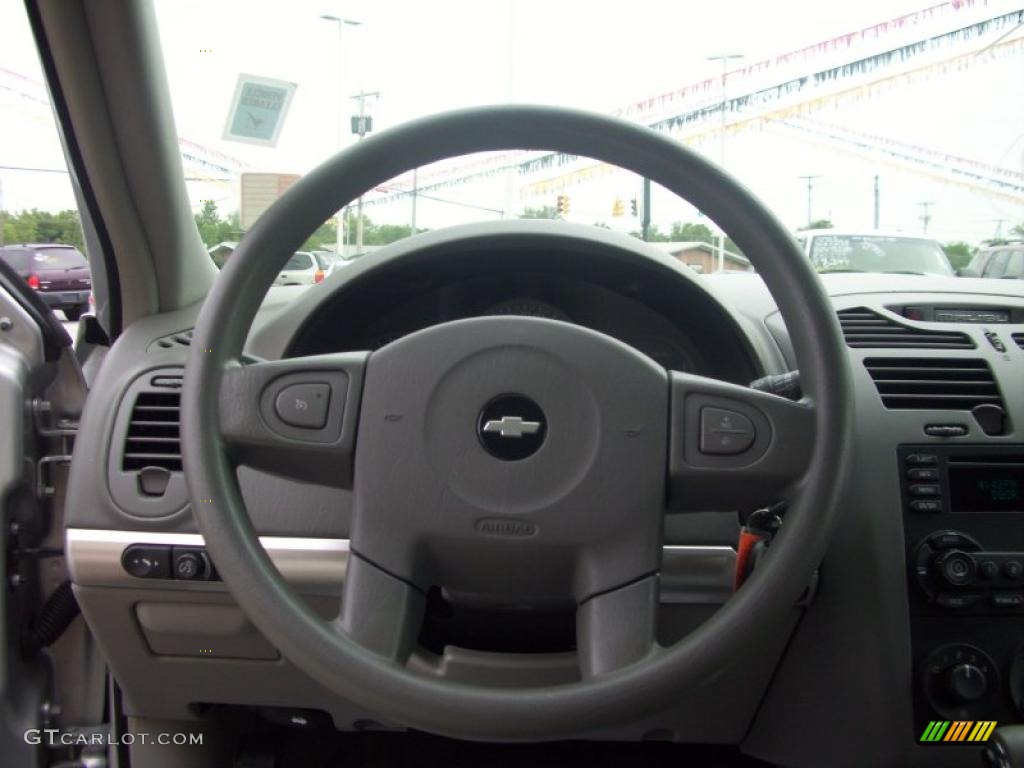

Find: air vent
[1013,332,1024,351]
[154,330,193,350]
[838,308,974,349]
[864,358,1004,410]
[122,387,182,471]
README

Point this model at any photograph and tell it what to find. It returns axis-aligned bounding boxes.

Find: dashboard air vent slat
[863,358,1004,411]
[837,308,974,349]
[122,387,182,471]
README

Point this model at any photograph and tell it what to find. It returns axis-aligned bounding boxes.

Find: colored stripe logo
[920,721,997,742]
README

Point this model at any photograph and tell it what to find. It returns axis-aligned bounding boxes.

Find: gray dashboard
[63,222,1024,766]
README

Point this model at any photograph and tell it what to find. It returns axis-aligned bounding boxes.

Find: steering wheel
[182,106,852,740]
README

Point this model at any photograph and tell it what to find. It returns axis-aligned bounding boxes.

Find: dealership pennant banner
[363,8,1024,208]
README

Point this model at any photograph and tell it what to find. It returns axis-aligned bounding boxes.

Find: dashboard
[60,221,1024,767]
[296,272,700,373]
[282,239,762,385]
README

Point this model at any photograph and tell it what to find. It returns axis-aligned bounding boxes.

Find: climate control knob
[947,663,989,703]
[922,644,998,720]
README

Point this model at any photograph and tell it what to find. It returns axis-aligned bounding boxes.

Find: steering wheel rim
[182,105,852,740]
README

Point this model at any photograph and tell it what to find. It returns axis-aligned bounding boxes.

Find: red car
[0,243,92,320]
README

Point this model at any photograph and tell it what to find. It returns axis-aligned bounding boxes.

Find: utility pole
[873,175,880,230]
[350,90,380,254]
[992,219,1006,240]
[798,175,821,228]
[411,169,418,234]
[641,177,651,242]
[319,15,361,259]
[917,201,935,235]
[706,54,745,167]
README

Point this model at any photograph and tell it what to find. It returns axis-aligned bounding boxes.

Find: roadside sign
[223,74,297,147]
[350,115,373,135]
[240,172,300,229]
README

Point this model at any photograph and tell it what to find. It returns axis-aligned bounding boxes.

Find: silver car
[273,251,325,286]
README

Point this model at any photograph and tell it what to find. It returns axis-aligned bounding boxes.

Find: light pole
[918,201,935,235]
[350,90,380,254]
[706,54,743,271]
[799,175,821,228]
[705,53,745,168]
[320,14,361,259]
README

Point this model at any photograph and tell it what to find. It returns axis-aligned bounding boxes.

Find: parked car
[313,249,347,278]
[0,243,92,319]
[961,241,1024,279]
[272,251,326,286]
[794,229,954,276]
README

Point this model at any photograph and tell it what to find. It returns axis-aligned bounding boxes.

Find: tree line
[194,200,421,252]
[1,209,85,249]
[3,205,1022,271]
[520,205,745,253]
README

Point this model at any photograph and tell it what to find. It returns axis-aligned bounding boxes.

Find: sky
[1,0,1023,244]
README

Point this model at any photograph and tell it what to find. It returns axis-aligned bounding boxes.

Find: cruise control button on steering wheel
[275,382,331,429]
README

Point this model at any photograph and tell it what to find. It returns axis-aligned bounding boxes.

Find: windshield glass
[809,235,954,276]
[4,1,1022,281]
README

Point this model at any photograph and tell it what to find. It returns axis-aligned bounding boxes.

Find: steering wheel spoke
[667,371,816,512]
[577,575,659,678]
[337,554,426,663]
[217,352,367,487]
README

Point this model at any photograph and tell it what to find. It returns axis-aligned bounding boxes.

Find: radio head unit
[899,445,1024,515]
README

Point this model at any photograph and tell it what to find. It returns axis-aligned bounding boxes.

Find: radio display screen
[949,465,1024,513]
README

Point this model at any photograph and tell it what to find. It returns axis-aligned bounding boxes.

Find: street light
[320,14,362,259]
[705,53,743,272]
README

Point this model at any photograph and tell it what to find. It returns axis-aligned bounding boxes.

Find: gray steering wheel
[182,105,852,740]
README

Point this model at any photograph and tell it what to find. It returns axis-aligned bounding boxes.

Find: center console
[902,445,1024,731]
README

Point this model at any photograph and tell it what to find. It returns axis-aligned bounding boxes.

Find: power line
[0,164,68,174]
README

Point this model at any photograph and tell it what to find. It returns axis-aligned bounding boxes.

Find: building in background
[650,241,750,273]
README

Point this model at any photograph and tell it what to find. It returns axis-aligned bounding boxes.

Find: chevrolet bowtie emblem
[482,416,542,438]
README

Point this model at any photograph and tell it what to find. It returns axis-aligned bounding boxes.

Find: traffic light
[612,198,624,217]
[556,194,570,216]
[630,197,638,217]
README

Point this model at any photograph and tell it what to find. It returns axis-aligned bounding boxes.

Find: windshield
[4,1,1023,280]
[809,235,954,276]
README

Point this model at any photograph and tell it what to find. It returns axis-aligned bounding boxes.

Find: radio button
[1004,561,1023,580]
[907,468,939,481]
[910,484,941,497]
[906,453,938,466]
[927,531,980,551]
[909,500,942,513]
[936,593,981,609]
[991,594,1024,609]
[979,561,999,580]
